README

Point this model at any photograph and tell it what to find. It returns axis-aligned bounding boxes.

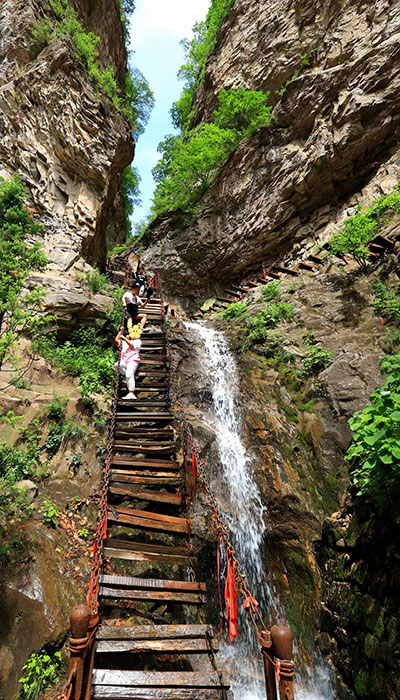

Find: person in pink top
[115,325,142,400]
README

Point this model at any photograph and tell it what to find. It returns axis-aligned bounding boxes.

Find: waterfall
[184,321,333,700]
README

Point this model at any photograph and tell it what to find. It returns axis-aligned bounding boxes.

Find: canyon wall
[0,1,133,696]
[142,0,400,305]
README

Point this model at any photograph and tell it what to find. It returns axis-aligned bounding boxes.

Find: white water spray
[184,321,333,700]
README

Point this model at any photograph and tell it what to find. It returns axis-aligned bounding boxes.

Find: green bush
[221,302,247,319]
[372,280,400,322]
[19,650,62,700]
[302,344,332,375]
[0,176,48,369]
[261,280,281,302]
[39,499,60,528]
[248,302,294,344]
[0,441,40,483]
[46,396,67,422]
[329,190,400,267]
[30,19,52,57]
[212,87,272,136]
[261,332,295,367]
[346,353,400,501]
[37,327,116,399]
[85,268,109,295]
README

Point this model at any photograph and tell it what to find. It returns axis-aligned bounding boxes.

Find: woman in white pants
[115,326,142,400]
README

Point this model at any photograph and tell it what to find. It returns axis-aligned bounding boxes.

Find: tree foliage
[346,353,400,501]
[124,67,154,140]
[152,123,238,214]
[152,88,271,216]
[0,176,47,368]
[171,0,236,131]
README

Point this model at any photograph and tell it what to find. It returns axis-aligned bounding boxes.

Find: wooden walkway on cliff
[67,267,233,700]
[202,232,395,316]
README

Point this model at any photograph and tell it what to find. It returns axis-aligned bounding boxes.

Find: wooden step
[230,284,249,293]
[113,444,176,454]
[245,281,258,288]
[111,457,179,470]
[256,277,270,284]
[109,486,182,506]
[97,624,214,641]
[119,387,167,395]
[110,471,180,485]
[275,265,299,276]
[95,637,216,654]
[308,254,324,264]
[104,538,189,564]
[299,261,315,271]
[225,289,242,298]
[216,296,238,304]
[368,242,385,254]
[266,270,281,279]
[117,401,168,409]
[107,506,188,533]
[92,688,227,699]
[372,233,395,249]
[115,413,172,422]
[92,670,229,689]
[213,301,229,308]
[99,574,206,592]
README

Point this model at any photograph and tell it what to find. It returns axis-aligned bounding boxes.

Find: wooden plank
[111,458,180,470]
[97,624,214,640]
[117,400,168,408]
[99,574,206,592]
[112,506,185,525]
[110,472,180,485]
[113,443,175,452]
[95,637,217,654]
[103,547,188,565]
[107,510,188,533]
[104,538,187,556]
[92,670,229,689]
[115,413,172,421]
[92,687,226,699]
[109,486,182,505]
[99,587,206,604]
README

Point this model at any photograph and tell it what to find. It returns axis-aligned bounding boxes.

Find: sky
[128,0,210,227]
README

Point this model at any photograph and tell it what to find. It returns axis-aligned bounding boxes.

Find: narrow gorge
[0,1,399,699]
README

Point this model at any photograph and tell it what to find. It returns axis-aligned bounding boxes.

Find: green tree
[124,66,155,139]
[152,124,237,214]
[0,177,47,368]
[121,166,141,237]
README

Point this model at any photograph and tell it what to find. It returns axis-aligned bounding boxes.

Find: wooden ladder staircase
[90,292,232,699]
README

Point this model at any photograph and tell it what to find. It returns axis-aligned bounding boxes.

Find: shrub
[248,302,294,344]
[302,344,332,375]
[221,302,247,319]
[372,280,400,322]
[346,353,400,501]
[213,87,273,136]
[30,19,52,57]
[0,176,48,369]
[39,499,60,528]
[37,327,116,399]
[19,650,62,700]
[46,396,67,422]
[261,280,281,302]
[85,268,109,295]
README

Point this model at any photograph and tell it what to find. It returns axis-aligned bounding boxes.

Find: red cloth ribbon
[224,552,238,641]
[242,595,259,611]
[191,447,197,498]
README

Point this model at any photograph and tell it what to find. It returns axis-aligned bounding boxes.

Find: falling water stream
[184,322,333,700]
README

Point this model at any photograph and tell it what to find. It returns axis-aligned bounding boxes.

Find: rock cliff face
[142,0,400,305]
[0,0,133,282]
[0,1,132,696]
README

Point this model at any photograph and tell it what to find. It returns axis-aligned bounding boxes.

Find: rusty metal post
[69,604,91,700]
[260,630,278,700]
[270,625,295,700]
